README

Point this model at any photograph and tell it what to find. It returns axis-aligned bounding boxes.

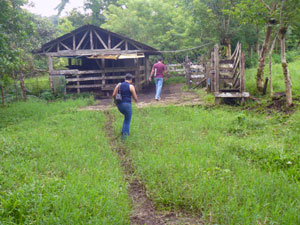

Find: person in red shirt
[149,58,167,101]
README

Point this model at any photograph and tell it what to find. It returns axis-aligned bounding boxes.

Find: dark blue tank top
[120,82,132,103]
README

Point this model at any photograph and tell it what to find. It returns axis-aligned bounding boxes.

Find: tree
[278,0,300,108]
[233,0,280,92]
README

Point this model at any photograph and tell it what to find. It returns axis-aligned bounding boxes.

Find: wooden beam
[51,67,138,75]
[125,41,128,50]
[57,42,59,52]
[76,30,89,50]
[113,40,125,49]
[130,41,142,50]
[94,30,108,49]
[90,29,94,50]
[66,75,136,82]
[60,41,71,50]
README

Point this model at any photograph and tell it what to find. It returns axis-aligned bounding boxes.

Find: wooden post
[134,58,140,92]
[185,55,191,89]
[101,59,106,86]
[209,51,214,92]
[35,72,40,97]
[19,72,26,102]
[76,75,80,94]
[205,62,210,91]
[48,56,54,91]
[145,55,150,85]
[240,52,246,93]
[214,44,219,93]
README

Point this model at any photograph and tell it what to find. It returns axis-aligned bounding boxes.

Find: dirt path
[83,83,203,111]
[104,110,203,225]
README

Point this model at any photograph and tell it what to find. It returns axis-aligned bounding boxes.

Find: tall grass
[0,100,130,224]
[113,105,300,224]
[245,60,300,96]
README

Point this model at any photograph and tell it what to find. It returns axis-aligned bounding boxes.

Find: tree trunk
[280,27,292,108]
[269,34,277,98]
[1,85,5,107]
[256,24,273,92]
[19,72,27,102]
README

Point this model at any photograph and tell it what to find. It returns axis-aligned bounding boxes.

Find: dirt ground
[83,83,203,111]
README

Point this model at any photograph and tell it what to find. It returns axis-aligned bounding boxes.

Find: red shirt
[152,62,167,78]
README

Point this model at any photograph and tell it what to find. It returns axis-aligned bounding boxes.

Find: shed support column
[145,55,150,85]
[134,58,140,92]
[76,75,80,94]
[48,56,54,91]
[101,59,106,86]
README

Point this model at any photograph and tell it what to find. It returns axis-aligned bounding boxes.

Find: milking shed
[35,24,160,95]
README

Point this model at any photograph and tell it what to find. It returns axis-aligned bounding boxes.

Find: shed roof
[35,24,160,57]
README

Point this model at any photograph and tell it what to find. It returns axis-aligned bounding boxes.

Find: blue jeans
[155,78,163,100]
[117,102,132,139]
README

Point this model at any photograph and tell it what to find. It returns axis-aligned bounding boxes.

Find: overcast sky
[24,0,85,17]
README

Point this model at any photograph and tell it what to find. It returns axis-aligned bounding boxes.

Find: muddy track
[104,111,203,225]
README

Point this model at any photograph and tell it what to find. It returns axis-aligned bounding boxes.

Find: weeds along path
[104,110,203,225]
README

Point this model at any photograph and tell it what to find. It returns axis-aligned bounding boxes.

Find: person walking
[149,58,167,101]
[112,73,138,140]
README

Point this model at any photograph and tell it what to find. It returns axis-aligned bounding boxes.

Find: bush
[40,90,55,101]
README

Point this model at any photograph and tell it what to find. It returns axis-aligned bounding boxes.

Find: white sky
[24,0,85,17]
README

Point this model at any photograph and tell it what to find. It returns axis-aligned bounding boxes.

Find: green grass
[245,60,300,97]
[113,105,300,224]
[0,100,130,224]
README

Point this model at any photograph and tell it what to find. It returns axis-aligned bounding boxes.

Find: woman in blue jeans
[112,74,138,140]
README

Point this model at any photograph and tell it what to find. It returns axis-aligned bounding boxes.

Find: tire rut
[104,110,203,225]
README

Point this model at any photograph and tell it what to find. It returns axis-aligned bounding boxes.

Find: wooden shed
[35,24,160,95]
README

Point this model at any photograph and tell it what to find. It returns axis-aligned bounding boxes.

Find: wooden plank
[66,75,135,82]
[51,67,137,75]
[113,40,125,49]
[67,84,103,89]
[76,30,89,50]
[94,30,108,49]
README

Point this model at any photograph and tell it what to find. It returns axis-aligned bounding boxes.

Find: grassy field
[112,105,300,224]
[0,99,130,224]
